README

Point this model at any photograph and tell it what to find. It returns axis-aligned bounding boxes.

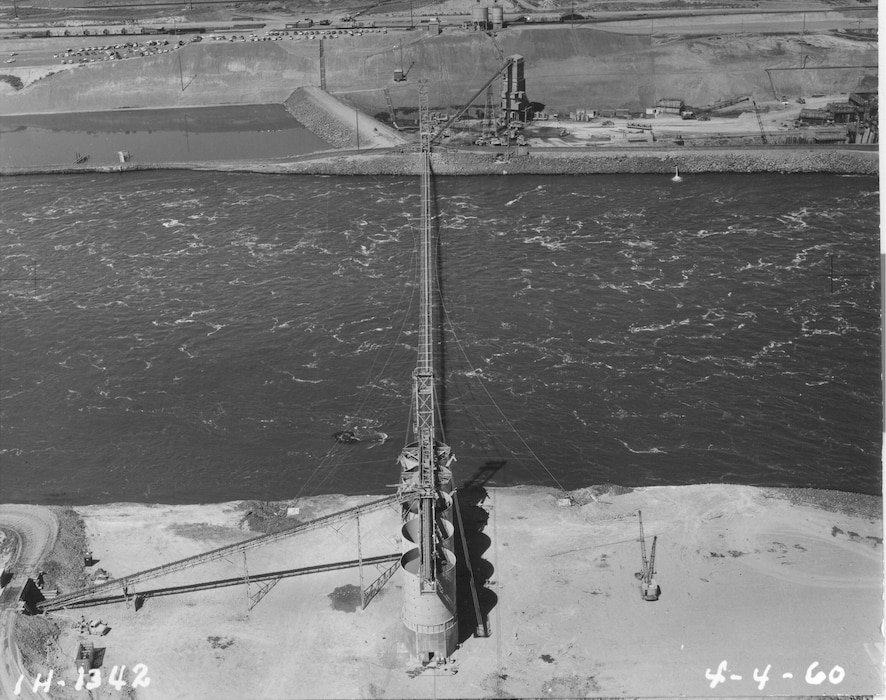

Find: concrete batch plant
[501,55,530,124]
[471,4,504,30]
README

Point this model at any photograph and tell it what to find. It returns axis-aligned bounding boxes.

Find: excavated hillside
[0,27,876,115]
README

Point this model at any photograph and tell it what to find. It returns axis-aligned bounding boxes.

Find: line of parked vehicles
[53,39,188,64]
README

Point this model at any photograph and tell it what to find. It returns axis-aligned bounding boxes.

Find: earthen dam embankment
[0,27,877,117]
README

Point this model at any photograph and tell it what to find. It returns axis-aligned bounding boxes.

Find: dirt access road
[0,506,59,700]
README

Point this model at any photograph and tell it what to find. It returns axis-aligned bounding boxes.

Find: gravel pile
[43,507,90,593]
[250,147,878,176]
[762,487,882,519]
[2,146,875,178]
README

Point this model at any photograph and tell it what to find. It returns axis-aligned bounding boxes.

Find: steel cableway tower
[396,83,458,662]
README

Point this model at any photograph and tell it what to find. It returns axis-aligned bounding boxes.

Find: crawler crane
[635,510,660,601]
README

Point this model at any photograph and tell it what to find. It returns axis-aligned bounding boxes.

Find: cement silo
[471,5,489,30]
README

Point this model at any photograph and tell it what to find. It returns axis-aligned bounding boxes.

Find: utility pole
[357,515,365,609]
[355,110,360,150]
[319,38,326,90]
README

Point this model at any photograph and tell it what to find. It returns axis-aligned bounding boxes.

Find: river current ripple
[0,172,879,504]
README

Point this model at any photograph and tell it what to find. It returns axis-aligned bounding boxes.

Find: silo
[490,6,503,29]
[471,5,488,29]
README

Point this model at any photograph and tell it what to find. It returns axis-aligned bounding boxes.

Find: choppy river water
[0,171,879,504]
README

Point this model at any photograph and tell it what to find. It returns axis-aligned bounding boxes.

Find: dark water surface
[0,105,331,168]
[0,172,880,504]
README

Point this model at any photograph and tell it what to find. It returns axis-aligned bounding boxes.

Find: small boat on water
[74,153,89,164]
[672,166,683,182]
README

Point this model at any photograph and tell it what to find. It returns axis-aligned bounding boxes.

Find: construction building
[827,102,859,124]
[500,55,531,124]
[798,108,832,125]
[656,98,684,115]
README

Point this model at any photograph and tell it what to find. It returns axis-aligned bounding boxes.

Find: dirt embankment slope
[491,29,877,111]
[283,85,407,149]
[0,29,876,116]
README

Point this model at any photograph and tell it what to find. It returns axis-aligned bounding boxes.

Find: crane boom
[428,58,514,146]
[752,99,769,144]
[648,535,657,584]
[637,510,660,601]
[638,509,649,573]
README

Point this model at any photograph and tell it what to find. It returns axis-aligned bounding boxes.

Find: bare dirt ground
[11,484,882,699]
[0,506,60,700]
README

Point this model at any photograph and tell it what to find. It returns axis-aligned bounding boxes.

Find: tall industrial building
[501,55,530,123]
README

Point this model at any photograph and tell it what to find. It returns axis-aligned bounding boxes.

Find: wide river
[0,171,879,504]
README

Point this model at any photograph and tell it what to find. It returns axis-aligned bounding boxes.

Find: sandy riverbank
[13,483,884,699]
[1,145,878,177]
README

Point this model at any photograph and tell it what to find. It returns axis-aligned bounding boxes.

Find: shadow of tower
[455,460,504,645]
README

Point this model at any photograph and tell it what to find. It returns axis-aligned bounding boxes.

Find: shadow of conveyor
[455,460,504,645]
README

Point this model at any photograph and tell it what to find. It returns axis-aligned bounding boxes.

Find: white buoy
[672,166,683,183]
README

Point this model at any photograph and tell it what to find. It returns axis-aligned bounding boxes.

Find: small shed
[812,127,848,143]
[657,97,684,108]
[798,108,830,124]
[826,102,858,123]
[75,641,95,672]
[626,131,652,142]
[849,92,877,109]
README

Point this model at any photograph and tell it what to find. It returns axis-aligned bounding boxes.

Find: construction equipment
[482,84,496,136]
[383,88,404,130]
[752,100,769,144]
[635,510,660,601]
[39,494,399,611]
[428,57,515,146]
[700,95,750,114]
[393,38,415,82]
